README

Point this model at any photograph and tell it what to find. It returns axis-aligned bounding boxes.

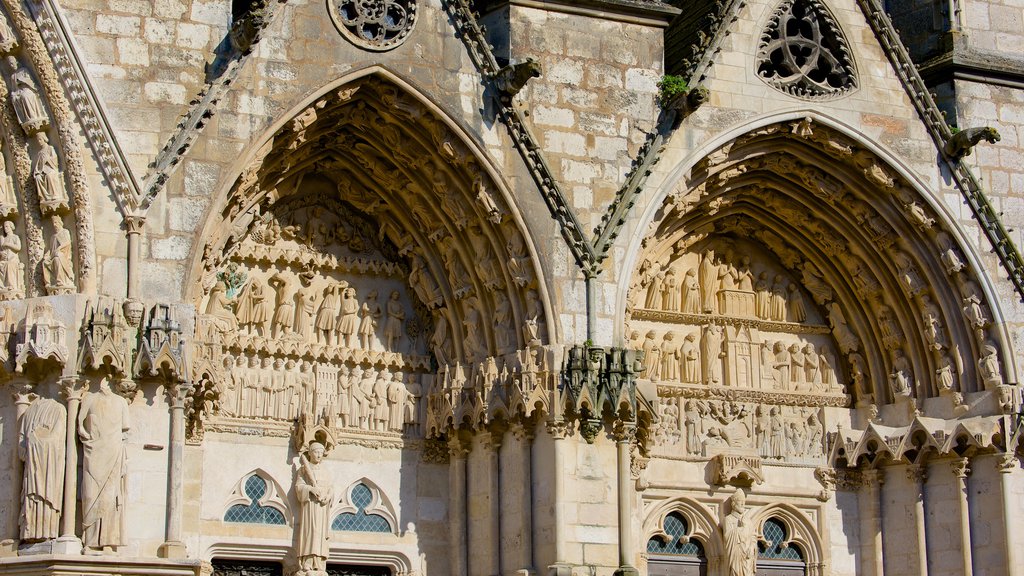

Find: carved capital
[59,376,88,402]
[447,436,469,459]
[612,421,636,443]
[834,469,863,491]
[861,468,884,487]
[950,457,970,479]
[997,453,1018,474]
[123,215,146,235]
[509,421,534,442]
[905,464,927,484]
[546,419,570,440]
[11,380,35,406]
[166,382,192,409]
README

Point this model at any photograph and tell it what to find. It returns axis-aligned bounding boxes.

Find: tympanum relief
[196,194,431,441]
[631,239,836,462]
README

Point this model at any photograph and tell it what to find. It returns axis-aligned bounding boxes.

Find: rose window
[328,0,417,51]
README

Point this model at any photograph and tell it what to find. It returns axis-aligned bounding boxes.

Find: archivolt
[628,116,1010,407]
[189,69,553,363]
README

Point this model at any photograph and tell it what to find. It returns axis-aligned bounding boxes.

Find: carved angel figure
[43,215,74,294]
[19,398,66,542]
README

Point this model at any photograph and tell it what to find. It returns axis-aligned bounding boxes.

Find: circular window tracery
[328,0,417,51]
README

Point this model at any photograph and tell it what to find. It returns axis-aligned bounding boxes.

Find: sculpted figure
[524,290,541,344]
[387,372,404,430]
[348,366,366,426]
[773,342,790,389]
[736,256,754,291]
[32,132,67,210]
[827,302,860,353]
[681,333,699,382]
[803,344,821,387]
[921,295,946,350]
[722,490,757,576]
[979,342,1003,388]
[754,272,771,319]
[640,330,661,380]
[358,290,381,350]
[295,282,318,340]
[683,400,699,453]
[681,268,700,314]
[337,366,352,427]
[383,290,405,352]
[373,371,391,431]
[358,368,377,429]
[770,275,787,321]
[768,407,784,458]
[269,272,295,338]
[43,215,74,294]
[494,292,512,351]
[936,356,955,393]
[10,64,47,133]
[698,250,718,313]
[936,232,965,274]
[0,146,15,209]
[409,255,442,308]
[463,297,485,359]
[206,281,238,331]
[338,287,360,348]
[760,341,775,387]
[701,324,724,384]
[0,219,22,294]
[787,284,805,322]
[660,332,680,381]
[661,267,679,311]
[889,349,913,398]
[315,284,341,346]
[295,442,333,576]
[78,377,130,553]
[19,398,66,542]
[235,280,268,336]
[789,344,806,388]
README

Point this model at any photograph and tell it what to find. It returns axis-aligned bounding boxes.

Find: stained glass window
[647,512,705,557]
[332,483,392,533]
[759,517,804,561]
[224,475,287,525]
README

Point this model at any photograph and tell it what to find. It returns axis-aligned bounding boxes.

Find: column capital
[861,467,884,486]
[165,381,193,409]
[612,421,636,443]
[905,463,927,484]
[59,376,89,402]
[546,419,570,440]
[447,435,469,459]
[997,453,1018,474]
[123,214,146,235]
[949,457,971,479]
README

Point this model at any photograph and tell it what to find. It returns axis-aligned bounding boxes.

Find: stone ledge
[0,555,204,576]
[481,0,680,27]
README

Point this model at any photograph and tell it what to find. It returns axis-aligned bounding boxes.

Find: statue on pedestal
[295,442,333,576]
[78,377,130,554]
[18,398,66,542]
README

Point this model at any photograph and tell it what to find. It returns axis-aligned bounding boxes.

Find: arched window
[224,475,287,525]
[757,517,806,574]
[646,512,707,575]
[332,483,392,533]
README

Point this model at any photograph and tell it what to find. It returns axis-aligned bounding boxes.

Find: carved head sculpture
[729,489,747,515]
[2,220,12,235]
[390,290,400,301]
[685,333,696,342]
[307,441,325,463]
[49,214,63,231]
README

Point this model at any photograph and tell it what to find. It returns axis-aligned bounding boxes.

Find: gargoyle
[944,126,1001,159]
[492,58,542,100]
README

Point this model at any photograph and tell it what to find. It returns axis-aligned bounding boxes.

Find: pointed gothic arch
[622,112,1016,418]
[184,67,554,439]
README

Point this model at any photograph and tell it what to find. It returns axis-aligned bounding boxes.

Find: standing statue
[383,290,405,352]
[9,64,48,133]
[269,272,295,338]
[19,398,66,542]
[698,250,718,313]
[43,215,74,294]
[338,287,359,348]
[681,268,700,314]
[78,377,130,553]
[0,219,22,295]
[295,442,333,576]
[358,290,381,350]
[235,280,268,336]
[722,489,757,576]
[701,324,724,384]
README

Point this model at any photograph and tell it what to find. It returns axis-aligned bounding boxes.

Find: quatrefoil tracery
[328,0,417,51]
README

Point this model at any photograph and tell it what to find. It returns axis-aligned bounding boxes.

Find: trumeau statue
[19,398,67,542]
[295,442,333,576]
[78,377,130,554]
[722,489,757,576]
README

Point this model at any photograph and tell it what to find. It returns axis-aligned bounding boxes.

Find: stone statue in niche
[463,297,485,360]
[682,333,699,382]
[32,132,68,214]
[78,377,130,554]
[644,261,664,309]
[387,372,405,431]
[889,349,913,399]
[0,219,23,297]
[295,442,333,576]
[660,332,680,381]
[769,275,787,321]
[494,292,512,351]
[43,215,74,295]
[772,342,790,389]
[661,267,679,311]
[474,176,503,224]
[8,61,48,134]
[205,281,238,332]
[295,279,318,341]
[431,309,451,366]
[699,250,718,313]
[893,251,925,296]
[383,290,405,352]
[936,232,965,274]
[0,146,16,216]
[19,397,66,542]
[936,356,955,393]
[372,371,390,431]
[787,284,805,322]
[754,272,771,319]
[681,268,699,314]
[409,255,442,309]
[722,489,757,576]
[641,330,661,380]
[960,279,989,330]
[358,290,381,350]
[920,295,946,350]
[524,290,541,345]
[268,272,295,338]
[979,342,1003,388]
[506,230,531,287]
[235,279,268,336]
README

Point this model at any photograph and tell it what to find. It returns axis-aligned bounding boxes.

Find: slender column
[949,458,972,576]
[907,464,929,576]
[124,215,144,300]
[484,429,502,576]
[4,384,34,553]
[998,454,1020,576]
[448,436,469,576]
[861,468,884,576]
[158,382,189,558]
[512,423,535,574]
[613,423,638,576]
[547,420,570,575]
[54,377,86,554]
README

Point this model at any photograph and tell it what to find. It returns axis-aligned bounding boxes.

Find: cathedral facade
[0,0,1022,575]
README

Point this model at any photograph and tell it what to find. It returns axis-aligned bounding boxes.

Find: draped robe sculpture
[78,378,130,553]
[295,442,333,576]
[19,398,66,542]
